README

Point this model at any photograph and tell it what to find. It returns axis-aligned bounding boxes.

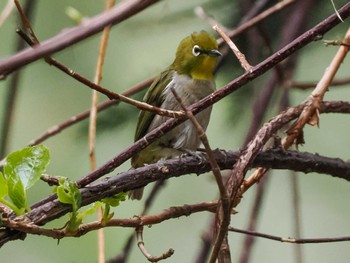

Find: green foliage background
[0,0,350,262]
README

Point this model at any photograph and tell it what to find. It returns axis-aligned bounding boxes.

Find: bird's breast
[148,72,215,151]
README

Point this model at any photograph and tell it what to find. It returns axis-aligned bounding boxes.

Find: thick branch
[24,99,350,224]
[1,148,350,246]
[22,149,350,226]
[75,5,350,188]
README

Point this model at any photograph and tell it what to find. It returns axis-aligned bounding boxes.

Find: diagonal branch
[74,5,350,189]
[14,29,183,118]
[0,0,161,77]
[284,26,350,148]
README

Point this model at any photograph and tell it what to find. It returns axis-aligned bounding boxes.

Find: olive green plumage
[130,31,221,200]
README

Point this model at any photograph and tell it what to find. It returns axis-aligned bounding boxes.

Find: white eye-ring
[192,45,201,56]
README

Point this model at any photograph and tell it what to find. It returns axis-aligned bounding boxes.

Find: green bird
[130,31,221,200]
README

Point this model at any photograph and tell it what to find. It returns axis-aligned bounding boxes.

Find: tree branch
[0,0,161,77]
[72,4,350,190]
[1,147,350,246]
[229,227,350,244]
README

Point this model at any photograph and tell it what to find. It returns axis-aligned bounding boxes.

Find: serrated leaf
[4,145,50,189]
[0,172,8,199]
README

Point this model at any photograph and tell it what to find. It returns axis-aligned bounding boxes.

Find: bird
[129,31,221,200]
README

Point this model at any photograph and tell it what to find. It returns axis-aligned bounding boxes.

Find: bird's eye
[192,45,201,56]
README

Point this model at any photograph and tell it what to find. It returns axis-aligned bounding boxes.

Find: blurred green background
[1,0,350,262]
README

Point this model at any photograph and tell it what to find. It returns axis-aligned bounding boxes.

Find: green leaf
[56,178,81,211]
[101,192,126,207]
[0,171,25,215]
[76,205,99,222]
[0,172,8,199]
[6,174,28,211]
[100,193,126,221]
[4,145,50,189]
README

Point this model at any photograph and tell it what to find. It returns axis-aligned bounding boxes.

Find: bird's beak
[208,49,222,57]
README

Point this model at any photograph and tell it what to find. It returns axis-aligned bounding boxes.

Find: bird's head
[172,31,221,80]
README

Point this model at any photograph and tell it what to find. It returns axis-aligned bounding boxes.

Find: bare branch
[171,87,232,263]
[28,77,153,146]
[89,1,116,262]
[30,147,350,230]
[15,28,183,117]
[284,26,350,148]
[195,6,229,32]
[0,0,15,27]
[1,201,217,239]
[292,77,350,89]
[73,5,350,189]
[229,227,350,244]
[0,0,36,158]
[0,0,162,77]
[245,24,350,204]
[214,25,252,71]
[136,226,174,262]
[217,0,296,47]
[1,144,350,246]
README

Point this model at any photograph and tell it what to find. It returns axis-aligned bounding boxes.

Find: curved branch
[136,226,174,262]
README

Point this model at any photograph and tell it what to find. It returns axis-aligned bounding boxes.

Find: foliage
[0,145,50,215]
[100,192,127,221]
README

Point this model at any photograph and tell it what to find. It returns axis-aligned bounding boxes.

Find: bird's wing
[134,68,173,141]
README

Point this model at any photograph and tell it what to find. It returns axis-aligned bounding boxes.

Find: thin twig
[194,6,229,31]
[229,227,350,244]
[171,87,232,262]
[0,0,35,158]
[27,77,153,146]
[109,180,166,263]
[136,226,175,262]
[243,20,350,210]
[14,30,183,119]
[14,0,39,44]
[217,0,296,47]
[290,171,303,262]
[89,1,116,262]
[1,201,217,239]
[214,25,252,71]
[284,26,350,148]
[0,0,15,27]
[331,0,344,22]
[238,175,269,263]
[292,77,350,89]
[170,88,227,205]
[324,40,350,47]
[0,0,162,78]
